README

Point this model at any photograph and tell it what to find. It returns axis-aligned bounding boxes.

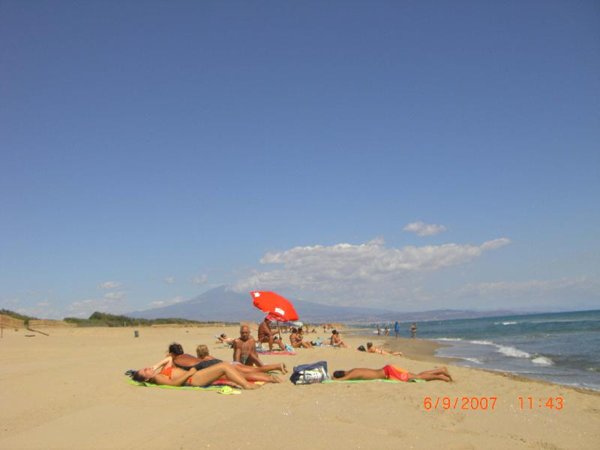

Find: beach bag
[290,360,329,385]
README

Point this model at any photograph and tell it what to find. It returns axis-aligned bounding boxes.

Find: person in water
[332,365,452,382]
[131,357,260,389]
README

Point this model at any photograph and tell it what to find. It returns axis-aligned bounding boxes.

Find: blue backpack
[289,360,329,385]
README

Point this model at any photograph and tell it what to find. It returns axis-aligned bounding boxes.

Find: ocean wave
[436,337,463,342]
[494,321,517,325]
[531,356,553,366]
[470,340,495,346]
[460,357,483,364]
[496,345,531,358]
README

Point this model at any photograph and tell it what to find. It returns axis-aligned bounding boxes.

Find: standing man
[233,325,263,366]
[394,321,400,339]
[258,317,285,351]
[410,323,417,339]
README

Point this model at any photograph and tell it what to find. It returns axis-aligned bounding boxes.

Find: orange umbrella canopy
[250,291,299,322]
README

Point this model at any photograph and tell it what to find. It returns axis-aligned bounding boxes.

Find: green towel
[127,378,241,394]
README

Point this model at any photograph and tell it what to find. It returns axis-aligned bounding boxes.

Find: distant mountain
[129,286,402,322]
[128,286,518,323]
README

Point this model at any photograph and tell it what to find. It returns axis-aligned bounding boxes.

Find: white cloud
[403,221,447,237]
[68,288,128,318]
[15,301,60,320]
[164,276,176,285]
[233,237,511,304]
[150,296,184,308]
[192,274,208,285]
[104,291,125,301]
[98,281,122,290]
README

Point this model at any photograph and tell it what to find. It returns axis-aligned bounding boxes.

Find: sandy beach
[1,325,598,449]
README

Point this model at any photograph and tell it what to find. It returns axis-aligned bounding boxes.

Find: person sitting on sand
[163,342,285,383]
[131,357,260,390]
[258,317,286,351]
[290,327,313,349]
[216,333,235,346]
[233,325,264,367]
[330,329,348,348]
[366,342,403,356]
[332,365,452,382]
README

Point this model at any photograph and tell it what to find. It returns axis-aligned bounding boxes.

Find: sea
[362,309,600,391]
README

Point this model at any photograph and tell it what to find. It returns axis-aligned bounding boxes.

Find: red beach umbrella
[250,291,299,322]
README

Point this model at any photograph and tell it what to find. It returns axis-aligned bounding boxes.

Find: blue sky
[1,1,599,319]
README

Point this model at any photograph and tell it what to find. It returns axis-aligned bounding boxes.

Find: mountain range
[128,286,516,323]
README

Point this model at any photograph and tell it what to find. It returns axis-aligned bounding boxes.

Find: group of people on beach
[129,321,451,390]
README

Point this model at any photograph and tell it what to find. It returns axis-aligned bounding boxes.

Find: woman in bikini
[131,357,260,389]
[332,365,452,382]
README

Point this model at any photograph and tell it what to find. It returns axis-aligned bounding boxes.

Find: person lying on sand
[332,365,452,382]
[216,333,235,346]
[131,358,261,389]
[330,330,348,348]
[366,342,403,356]
[159,342,285,383]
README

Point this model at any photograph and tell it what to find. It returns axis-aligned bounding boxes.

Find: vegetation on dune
[63,311,232,327]
[0,309,37,325]
[1,309,234,327]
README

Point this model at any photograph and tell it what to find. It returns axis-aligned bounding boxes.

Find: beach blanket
[126,378,242,394]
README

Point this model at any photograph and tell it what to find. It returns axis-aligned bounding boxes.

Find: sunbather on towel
[332,365,452,382]
[131,358,260,389]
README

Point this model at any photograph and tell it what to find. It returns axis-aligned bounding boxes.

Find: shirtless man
[258,317,285,351]
[233,325,263,367]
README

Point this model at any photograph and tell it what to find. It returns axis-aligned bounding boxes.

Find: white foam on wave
[496,345,531,358]
[470,340,495,346]
[493,321,517,325]
[436,338,462,342]
[531,356,554,366]
[461,357,483,364]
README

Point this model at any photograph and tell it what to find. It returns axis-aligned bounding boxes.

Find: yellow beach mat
[126,378,242,394]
